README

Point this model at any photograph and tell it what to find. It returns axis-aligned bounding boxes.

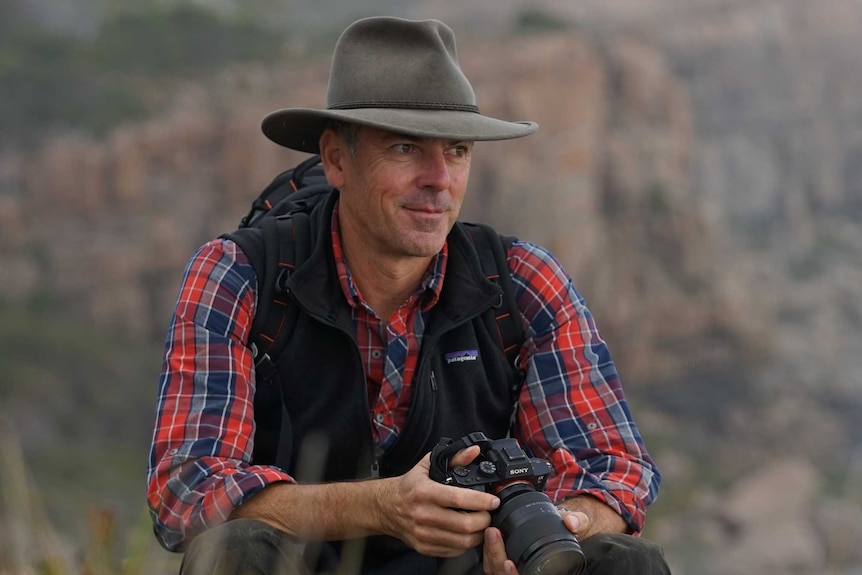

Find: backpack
[223,155,525,465]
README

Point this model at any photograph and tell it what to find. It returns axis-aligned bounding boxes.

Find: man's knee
[180,519,307,575]
[581,533,670,574]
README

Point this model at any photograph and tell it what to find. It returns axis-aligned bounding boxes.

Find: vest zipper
[370,443,385,478]
[430,370,438,391]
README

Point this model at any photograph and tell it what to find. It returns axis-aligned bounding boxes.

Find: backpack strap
[249,214,313,465]
[257,213,312,362]
[461,222,525,372]
[226,155,327,464]
[461,222,526,436]
[222,211,314,465]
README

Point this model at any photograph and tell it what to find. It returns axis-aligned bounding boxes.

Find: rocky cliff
[0,31,750,382]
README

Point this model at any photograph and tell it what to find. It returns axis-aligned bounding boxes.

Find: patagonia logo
[445,350,479,364]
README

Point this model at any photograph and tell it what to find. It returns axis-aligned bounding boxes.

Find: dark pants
[180,519,670,575]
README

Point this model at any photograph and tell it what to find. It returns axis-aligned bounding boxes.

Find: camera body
[429,432,585,575]
[430,432,552,493]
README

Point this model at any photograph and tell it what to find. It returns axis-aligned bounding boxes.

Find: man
[148,16,669,575]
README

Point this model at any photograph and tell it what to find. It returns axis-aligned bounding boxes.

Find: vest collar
[287,190,502,329]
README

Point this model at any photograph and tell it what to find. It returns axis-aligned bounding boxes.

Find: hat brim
[261,108,538,153]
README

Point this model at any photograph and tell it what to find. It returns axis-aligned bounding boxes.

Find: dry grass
[0,422,180,575]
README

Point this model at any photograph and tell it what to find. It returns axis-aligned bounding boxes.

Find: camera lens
[491,483,585,575]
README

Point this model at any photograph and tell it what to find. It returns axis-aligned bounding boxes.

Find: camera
[429,432,585,575]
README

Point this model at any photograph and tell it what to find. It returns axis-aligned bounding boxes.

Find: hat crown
[326,17,478,112]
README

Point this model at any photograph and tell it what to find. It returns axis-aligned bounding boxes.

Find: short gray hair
[327,120,362,156]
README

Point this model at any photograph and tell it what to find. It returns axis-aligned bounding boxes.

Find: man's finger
[449,445,481,467]
[559,509,589,536]
[483,528,517,575]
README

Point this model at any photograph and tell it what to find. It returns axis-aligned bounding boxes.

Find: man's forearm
[229,479,389,541]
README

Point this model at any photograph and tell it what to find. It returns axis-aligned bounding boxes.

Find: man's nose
[417,148,451,191]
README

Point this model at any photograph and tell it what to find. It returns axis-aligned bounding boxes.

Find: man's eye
[393,143,414,154]
[448,145,471,158]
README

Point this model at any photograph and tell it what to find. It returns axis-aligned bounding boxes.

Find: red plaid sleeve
[508,241,661,534]
[147,239,293,551]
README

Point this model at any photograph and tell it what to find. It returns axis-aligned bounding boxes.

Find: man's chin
[394,224,450,257]
[403,244,445,259]
[400,236,447,259]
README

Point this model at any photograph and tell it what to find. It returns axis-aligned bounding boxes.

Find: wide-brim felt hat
[262,17,538,153]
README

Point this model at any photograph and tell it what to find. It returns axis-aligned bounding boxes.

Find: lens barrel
[491,484,585,575]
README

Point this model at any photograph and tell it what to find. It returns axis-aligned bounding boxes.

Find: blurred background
[1,0,861,573]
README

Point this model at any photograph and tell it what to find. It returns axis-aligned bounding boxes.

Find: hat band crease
[327,101,480,113]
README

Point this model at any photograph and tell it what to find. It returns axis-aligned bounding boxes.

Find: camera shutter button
[453,466,471,477]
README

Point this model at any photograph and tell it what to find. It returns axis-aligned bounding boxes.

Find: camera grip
[428,432,493,484]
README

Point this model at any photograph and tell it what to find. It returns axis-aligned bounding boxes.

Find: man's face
[321,126,473,260]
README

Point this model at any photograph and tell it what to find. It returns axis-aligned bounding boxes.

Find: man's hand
[555,496,629,540]
[481,495,628,574]
[373,445,501,557]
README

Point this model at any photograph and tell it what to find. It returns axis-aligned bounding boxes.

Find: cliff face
[0,73,316,339]
[0,31,748,385]
[460,33,755,384]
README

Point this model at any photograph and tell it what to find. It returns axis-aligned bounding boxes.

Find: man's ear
[319,129,346,189]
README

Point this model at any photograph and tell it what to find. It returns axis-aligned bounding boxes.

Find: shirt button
[371,350,382,359]
[375,413,385,423]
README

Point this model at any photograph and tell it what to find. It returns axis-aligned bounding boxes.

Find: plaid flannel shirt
[147,212,660,550]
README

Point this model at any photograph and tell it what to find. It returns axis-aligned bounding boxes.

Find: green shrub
[513,8,572,35]
[94,3,279,76]
[0,1,283,148]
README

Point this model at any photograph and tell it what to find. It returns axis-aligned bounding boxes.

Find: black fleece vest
[242,197,525,573]
[268,197,523,481]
